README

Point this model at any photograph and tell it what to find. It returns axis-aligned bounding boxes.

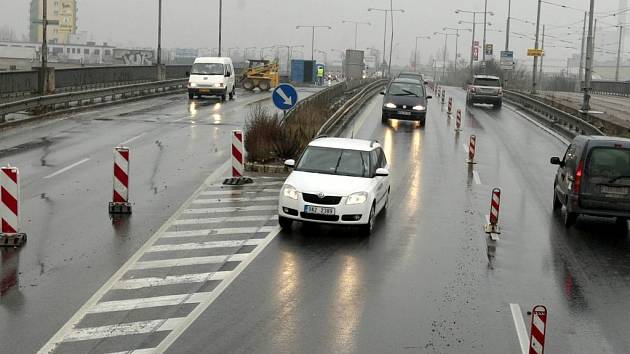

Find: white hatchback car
[278,137,390,235]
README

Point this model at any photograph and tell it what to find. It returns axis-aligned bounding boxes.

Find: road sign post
[272,84,299,111]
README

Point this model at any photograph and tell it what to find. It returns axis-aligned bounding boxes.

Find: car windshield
[296,146,371,177]
[190,63,225,75]
[474,78,501,87]
[587,147,630,181]
[399,74,422,80]
[388,82,425,97]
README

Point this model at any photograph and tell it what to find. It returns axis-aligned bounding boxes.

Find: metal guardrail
[318,79,388,136]
[0,78,187,123]
[590,80,630,97]
[504,90,604,137]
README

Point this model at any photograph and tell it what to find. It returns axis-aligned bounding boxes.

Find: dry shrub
[274,104,329,159]
[244,104,282,163]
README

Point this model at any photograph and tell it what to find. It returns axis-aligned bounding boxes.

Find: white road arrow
[276,88,293,106]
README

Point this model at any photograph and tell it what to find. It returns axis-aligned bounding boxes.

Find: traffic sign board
[527,48,544,57]
[500,51,514,70]
[272,84,298,111]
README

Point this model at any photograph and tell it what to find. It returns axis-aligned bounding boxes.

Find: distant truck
[344,49,365,81]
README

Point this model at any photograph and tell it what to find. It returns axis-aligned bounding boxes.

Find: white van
[187,57,236,100]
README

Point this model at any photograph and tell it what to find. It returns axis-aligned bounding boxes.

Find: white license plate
[304,205,335,215]
[398,111,411,116]
[601,186,628,195]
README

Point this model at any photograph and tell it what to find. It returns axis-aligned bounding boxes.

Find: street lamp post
[616,25,624,81]
[342,20,371,50]
[368,7,404,76]
[218,0,223,56]
[434,31,458,82]
[444,27,472,75]
[505,0,511,50]
[532,0,542,94]
[455,9,494,77]
[414,35,431,72]
[296,25,332,61]
[582,0,596,111]
[157,0,162,65]
[577,12,587,92]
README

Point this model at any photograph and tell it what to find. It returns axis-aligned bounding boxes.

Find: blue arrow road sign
[272,84,298,110]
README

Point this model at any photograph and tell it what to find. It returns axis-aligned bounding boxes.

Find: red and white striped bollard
[109,147,132,214]
[0,166,26,246]
[485,188,501,233]
[468,135,477,163]
[529,305,548,354]
[447,97,453,114]
[232,130,245,178]
[441,89,446,104]
[455,109,462,131]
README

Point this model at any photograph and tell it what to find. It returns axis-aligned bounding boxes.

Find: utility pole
[455,9,493,78]
[389,0,394,76]
[505,0,511,51]
[482,0,488,68]
[157,0,162,64]
[296,25,332,61]
[582,0,595,112]
[42,0,48,75]
[368,7,404,76]
[616,25,624,81]
[531,0,542,94]
[577,11,587,92]
[218,0,223,56]
[539,25,545,90]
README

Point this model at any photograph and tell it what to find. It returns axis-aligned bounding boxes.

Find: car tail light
[573,160,584,193]
[470,87,476,93]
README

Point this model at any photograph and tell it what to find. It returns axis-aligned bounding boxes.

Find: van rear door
[581,146,630,211]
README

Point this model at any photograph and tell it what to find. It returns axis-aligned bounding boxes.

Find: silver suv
[466,75,503,108]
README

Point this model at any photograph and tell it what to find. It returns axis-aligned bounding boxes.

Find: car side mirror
[550,157,563,166]
[379,91,385,95]
[185,71,190,77]
[426,95,433,99]
[375,168,389,177]
[284,159,295,168]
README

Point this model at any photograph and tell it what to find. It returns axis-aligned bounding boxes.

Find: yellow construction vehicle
[241,59,280,91]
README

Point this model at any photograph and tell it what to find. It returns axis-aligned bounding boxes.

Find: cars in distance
[466,75,503,108]
[278,137,390,235]
[187,57,236,100]
[551,135,630,227]
[381,78,432,125]
[396,71,425,84]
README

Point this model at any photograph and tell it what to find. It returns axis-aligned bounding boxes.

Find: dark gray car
[380,78,432,125]
[551,135,630,227]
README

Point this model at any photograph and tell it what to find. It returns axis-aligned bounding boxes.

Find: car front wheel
[381,113,388,124]
[360,204,376,236]
[279,216,293,230]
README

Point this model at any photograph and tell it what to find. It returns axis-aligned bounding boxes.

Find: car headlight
[282,184,299,200]
[214,83,224,88]
[189,82,198,87]
[412,105,426,111]
[383,102,396,109]
[346,192,368,205]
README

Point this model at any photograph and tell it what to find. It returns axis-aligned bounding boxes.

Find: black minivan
[551,135,630,227]
[381,78,432,125]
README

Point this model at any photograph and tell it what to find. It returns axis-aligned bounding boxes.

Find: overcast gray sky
[0,0,626,70]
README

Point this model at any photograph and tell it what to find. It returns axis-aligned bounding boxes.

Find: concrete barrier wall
[55,66,156,90]
[0,71,39,95]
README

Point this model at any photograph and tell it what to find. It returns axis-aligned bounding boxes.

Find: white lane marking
[43,158,90,179]
[63,318,185,342]
[88,292,212,314]
[148,239,262,253]
[154,226,282,353]
[108,349,156,354]
[183,205,277,214]
[199,188,280,196]
[113,271,231,290]
[473,170,482,185]
[131,253,249,270]
[163,226,276,238]
[192,196,278,204]
[462,143,469,154]
[510,303,530,354]
[173,215,278,225]
[37,160,232,354]
[119,132,147,145]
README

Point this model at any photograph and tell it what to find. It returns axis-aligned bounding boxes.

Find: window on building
[66,48,70,53]
[104,49,111,56]
[94,49,100,55]
[72,48,75,53]
[84,49,89,54]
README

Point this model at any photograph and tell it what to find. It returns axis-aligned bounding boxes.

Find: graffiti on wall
[113,49,155,65]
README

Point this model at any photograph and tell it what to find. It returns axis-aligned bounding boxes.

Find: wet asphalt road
[168,87,630,353]
[3,84,630,354]
[0,88,318,354]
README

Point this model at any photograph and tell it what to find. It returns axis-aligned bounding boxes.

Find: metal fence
[590,80,630,97]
